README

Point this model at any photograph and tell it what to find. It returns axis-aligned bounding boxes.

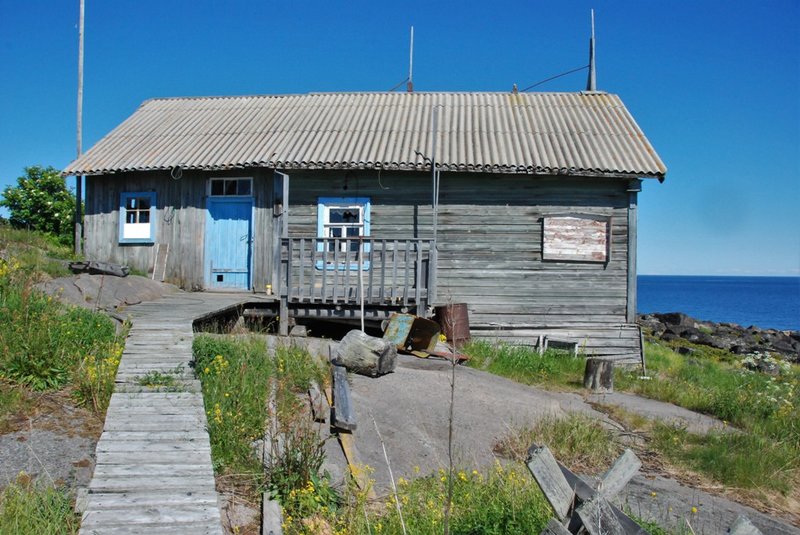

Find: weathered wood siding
[84,170,273,290]
[284,169,638,359]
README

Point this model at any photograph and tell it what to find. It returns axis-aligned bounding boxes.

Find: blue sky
[1,1,798,275]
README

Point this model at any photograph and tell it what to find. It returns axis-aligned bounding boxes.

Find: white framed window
[208,177,252,197]
[119,192,156,244]
[316,197,371,268]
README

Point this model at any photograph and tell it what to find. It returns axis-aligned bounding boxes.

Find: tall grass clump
[0,253,123,413]
[0,473,78,534]
[193,335,328,490]
[324,463,552,535]
[464,340,585,388]
[494,413,621,475]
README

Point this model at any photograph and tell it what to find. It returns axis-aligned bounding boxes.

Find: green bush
[0,166,78,246]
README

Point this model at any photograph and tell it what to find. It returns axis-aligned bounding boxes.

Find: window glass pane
[211,180,224,196]
[126,212,137,224]
[126,198,137,210]
[137,197,151,210]
[346,227,359,237]
[237,179,251,196]
[329,208,360,223]
[328,227,343,238]
[139,211,150,224]
[225,180,237,195]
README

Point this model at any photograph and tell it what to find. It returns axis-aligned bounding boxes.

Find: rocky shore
[637,312,800,364]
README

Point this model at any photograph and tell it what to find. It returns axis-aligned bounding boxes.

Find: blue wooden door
[205,197,253,290]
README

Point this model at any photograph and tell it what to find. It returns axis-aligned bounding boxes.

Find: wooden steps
[79,293,254,534]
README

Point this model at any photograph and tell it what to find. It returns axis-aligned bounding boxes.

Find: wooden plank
[81,504,221,525]
[526,445,574,520]
[575,497,627,535]
[598,449,641,499]
[331,365,356,431]
[94,451,212,464]
[262,496,284,535]
[89,475,217,492]
[92,464,213,477]
[541,518,572,535]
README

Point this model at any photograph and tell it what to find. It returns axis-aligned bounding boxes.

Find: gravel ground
[0,391,102,491]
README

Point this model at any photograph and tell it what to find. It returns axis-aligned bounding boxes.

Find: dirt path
[344,355,799,535]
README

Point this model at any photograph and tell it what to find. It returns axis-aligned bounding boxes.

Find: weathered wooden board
[526,445,574,520]
[598,449,641,498]
[331,365,357,431]
[576,497,627,535]
[542,215,610,263]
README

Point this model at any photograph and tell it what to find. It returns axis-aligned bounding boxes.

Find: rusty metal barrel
[434,303,470,348]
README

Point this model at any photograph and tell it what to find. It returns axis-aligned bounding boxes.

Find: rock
[333,330,397,377]
[638,312,799,363]
[676,346,695,356]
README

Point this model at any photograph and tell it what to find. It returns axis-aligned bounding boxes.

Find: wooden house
[64,92,666,361]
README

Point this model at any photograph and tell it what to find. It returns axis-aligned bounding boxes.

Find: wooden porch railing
[279,237,436,310]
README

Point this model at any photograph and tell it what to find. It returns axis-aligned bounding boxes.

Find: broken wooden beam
[331,365,356,431]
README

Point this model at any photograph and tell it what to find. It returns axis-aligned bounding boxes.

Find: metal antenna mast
[407,26,414,92]
[586,9,597,91]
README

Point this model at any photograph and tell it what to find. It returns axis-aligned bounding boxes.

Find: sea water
[637,276,800,331]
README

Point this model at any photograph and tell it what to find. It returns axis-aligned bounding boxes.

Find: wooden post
[331,365,356,431]
[583,358,614,393]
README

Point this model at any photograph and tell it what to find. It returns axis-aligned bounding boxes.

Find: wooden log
[333,330,397,377]
[583,358,614,393]
[331,365,356,431]
[526,444,574,521]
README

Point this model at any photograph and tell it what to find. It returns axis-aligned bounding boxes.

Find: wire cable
[521,64,589,92]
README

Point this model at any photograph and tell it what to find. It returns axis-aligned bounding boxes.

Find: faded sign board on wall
[542,215,610,263]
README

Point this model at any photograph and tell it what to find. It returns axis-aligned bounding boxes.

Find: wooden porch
[276,237,437,333]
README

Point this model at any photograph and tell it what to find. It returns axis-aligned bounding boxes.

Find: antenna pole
[75,0,85,255]
[407,26,414,93]
[586,9,596,91]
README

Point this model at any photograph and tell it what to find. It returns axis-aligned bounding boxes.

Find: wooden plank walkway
[80,293,255,535]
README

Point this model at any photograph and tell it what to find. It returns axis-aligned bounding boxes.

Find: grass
[0,230,125,413]
[136,367,183,390]
[463,337,800,507]
[651,423,798,496]
[0,473,79,535]
[286,463,553,535]
[464,340,586,389]
[0,225,75,280]
[193,335,328,486]
[494,412,621,475]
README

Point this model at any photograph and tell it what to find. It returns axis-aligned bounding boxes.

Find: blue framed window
[316,197,370,269]
[119,192,156,244]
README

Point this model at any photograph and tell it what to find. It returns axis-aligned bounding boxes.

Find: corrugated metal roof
[64,92,666,179]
